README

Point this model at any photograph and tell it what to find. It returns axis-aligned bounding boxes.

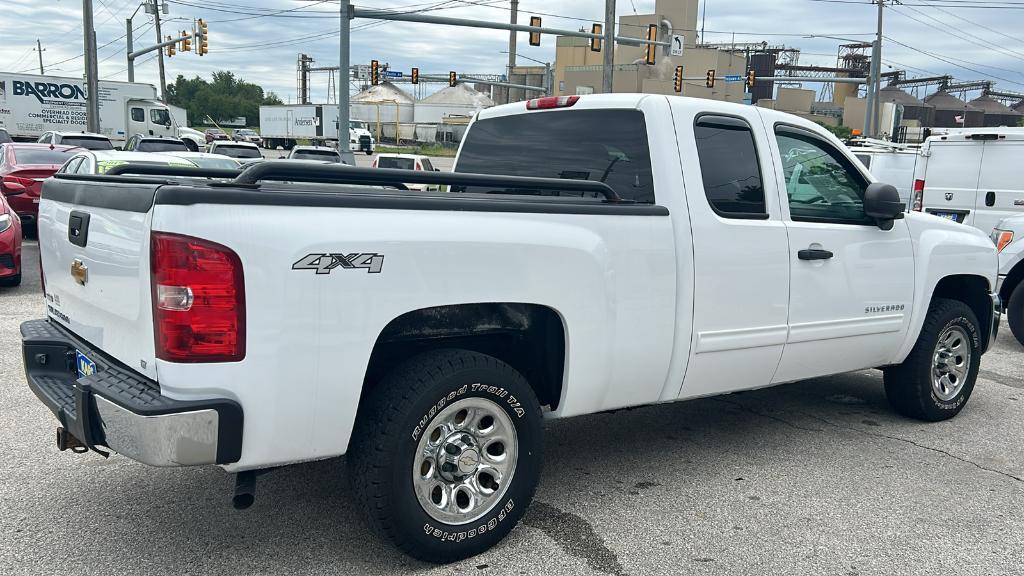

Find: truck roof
[926,127,1024,143]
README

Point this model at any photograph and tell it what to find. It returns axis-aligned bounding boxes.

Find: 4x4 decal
[292,253,384,274]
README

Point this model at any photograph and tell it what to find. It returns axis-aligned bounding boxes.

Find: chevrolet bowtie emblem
[71,259,88,286]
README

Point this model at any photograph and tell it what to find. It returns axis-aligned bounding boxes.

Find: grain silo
[877,86,934,127]
[969,95,1023,127]
[924,91,984,128]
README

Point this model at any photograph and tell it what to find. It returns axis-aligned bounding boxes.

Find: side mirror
[434,168,440,172]
[864,182,904,231]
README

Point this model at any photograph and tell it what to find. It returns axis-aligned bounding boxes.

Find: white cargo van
[913,128,1024,234]
[847,139,920,208]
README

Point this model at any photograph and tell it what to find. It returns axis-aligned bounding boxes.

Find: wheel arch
[359,302,568,420]
[930,274,993,350]
[999,258,1024,307]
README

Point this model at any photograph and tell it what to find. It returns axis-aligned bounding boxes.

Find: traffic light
[746,68,756,89]
[180,30,191,53]
[674,65,683,93]
[371,59,379,85]
[166,36,175,57]
[590,23,602,52]
[197,18,208,55]
[644,24,658,65]
[448,71,457,87]
[529,16,541,46]
[411,67,419,84]
[705,69,716,88]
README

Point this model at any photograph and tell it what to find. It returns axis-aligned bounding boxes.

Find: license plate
[931,211,960,223]
[76,350,96,379]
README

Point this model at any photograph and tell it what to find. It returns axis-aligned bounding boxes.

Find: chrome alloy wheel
[413,397,518,525]
[932,325,971,402]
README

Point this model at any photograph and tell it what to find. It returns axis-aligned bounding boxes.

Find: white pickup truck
[21,94,999,562]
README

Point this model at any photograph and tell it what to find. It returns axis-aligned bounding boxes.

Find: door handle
[798,248,834,261]
[985,191,996,207]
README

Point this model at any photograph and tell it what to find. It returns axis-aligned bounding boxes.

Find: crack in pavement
[793,410,1024,484]
[712,397,826,432]
[523,500,627,576]
[979,369,1024,390]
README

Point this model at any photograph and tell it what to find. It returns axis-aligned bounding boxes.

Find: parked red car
[0,143,80,232]
[0,191,21,287]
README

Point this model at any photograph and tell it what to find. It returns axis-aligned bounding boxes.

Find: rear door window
[421,158,435,171]
[694,115,766,218]
[455,109,655,203]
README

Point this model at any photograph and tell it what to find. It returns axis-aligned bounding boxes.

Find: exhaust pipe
[233,470,257,510]
[56,427,88,453]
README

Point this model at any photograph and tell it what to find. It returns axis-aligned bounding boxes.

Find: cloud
[1,0,1022,107]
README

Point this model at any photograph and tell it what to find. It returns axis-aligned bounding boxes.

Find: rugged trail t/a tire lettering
[1007,282,1024,348]
[347,349,543,563]
[884,298,982,422]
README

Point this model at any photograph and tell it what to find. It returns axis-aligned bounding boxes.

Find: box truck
[259,104,374,153]
[0,73,176,145]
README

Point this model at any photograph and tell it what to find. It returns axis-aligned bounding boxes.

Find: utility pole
[869,0,885,137]
[337,0,355,165]
[507,0,518,104]
[153,0,167,102]
[127,19,134,82]
[602,0,615,93]
[82,0,100,132]
[36,40,44,74]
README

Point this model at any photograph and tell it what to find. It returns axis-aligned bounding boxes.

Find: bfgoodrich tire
[884,298,982,421]
[348,349,543,563]
[1007,281,1024,348]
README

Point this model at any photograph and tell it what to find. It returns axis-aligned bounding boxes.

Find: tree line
[167,71,283,127]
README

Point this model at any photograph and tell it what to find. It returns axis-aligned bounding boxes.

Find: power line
[883,35,1024,87]
[890,3,1024,64]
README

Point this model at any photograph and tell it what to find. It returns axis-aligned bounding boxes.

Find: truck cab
[125,99,175,141]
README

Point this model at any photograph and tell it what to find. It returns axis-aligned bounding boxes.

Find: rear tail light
[1,175,33,194]
[911,179,925,211]
[526,95,580,110]
[151,232,245,362]
[992,229,1014,252]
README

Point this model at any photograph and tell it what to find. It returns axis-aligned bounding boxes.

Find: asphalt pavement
[3,241,1024,575]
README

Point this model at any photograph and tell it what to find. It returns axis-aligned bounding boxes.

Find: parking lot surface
[3,240,1024,576]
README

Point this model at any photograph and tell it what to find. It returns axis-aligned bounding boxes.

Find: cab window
[776,126,872,225]
[130,108,145,123]
[694,115,767,219]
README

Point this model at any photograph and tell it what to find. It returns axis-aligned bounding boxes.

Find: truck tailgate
[38,180,158,381]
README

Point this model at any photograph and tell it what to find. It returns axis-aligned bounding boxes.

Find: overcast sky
[2,0,1023,103]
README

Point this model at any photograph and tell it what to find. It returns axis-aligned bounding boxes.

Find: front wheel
[348,349,543,563]
[1007,281,1024,348]
[884,298,982,421]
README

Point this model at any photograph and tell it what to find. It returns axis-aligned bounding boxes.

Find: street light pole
[153,0,167,102]
[507,0,518,104]
[82,0,100,133]
[602,0,615,93]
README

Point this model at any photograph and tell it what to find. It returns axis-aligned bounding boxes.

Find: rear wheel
[348,349,543,563]
[1007,281,1024,347]
[884,298,981,421]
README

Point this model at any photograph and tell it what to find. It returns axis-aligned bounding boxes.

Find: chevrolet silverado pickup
[21,94,1000,562]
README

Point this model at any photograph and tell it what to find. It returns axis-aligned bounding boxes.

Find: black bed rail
[54,160,626,202]
[104,165,242,179]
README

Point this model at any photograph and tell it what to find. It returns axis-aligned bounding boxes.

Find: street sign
[384,70,403,78]
[670,34,684,57]
[355,65,370,80]
[724,74,743,82]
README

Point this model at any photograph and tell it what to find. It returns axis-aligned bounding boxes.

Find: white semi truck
[0,73,176,145]
[259,103,375,153]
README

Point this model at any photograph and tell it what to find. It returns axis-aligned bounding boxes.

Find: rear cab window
[293,150,340,162]
[455,109,655,203]
[138,140,188,153]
